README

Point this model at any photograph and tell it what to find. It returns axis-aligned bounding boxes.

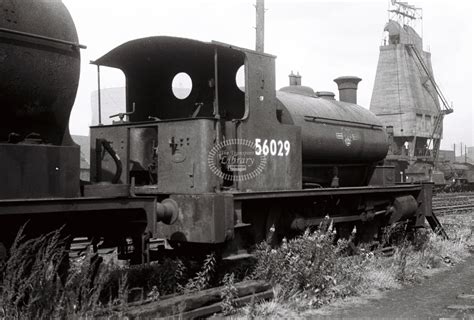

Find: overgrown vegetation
[0,227,114,319]
[240,212,473,318]
[182,252,217,292]
[0,228,221,318]
[1,211,472,318]
[250,223,364,307]
[220,273,238,315]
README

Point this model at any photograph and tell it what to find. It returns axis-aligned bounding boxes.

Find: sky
[64,0,473,151]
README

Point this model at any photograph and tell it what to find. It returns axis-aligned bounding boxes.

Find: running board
[426,212,449,240]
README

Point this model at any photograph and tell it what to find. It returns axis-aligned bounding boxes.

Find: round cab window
[235,65,245,92]
[172,72,192,99]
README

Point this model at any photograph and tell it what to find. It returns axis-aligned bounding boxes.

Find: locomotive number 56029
[255,139,290,156]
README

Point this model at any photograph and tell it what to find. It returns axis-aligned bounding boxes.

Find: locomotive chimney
[289,71,302,86]
[333,76,362,104]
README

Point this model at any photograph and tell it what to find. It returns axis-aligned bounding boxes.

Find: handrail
[0,27,86,49]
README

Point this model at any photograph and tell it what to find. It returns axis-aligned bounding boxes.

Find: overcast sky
[64,0,473,151]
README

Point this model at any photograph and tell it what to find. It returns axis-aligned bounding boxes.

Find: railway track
[120,280,272,318]
[433,192,474,215]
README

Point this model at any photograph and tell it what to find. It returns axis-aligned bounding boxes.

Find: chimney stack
[289,71,301,86]
[333,76,362,104]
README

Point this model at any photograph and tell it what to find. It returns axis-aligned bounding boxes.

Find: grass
[0,227,112,319]
[0,211,471,318]
[235,211,474,319]
[0,228,221,319]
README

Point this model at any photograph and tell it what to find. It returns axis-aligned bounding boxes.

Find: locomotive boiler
[0,1,440,262]
[278,75,389,187]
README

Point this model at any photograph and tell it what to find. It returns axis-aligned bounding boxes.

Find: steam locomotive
[0,0,437,262]
[433,162,474,192]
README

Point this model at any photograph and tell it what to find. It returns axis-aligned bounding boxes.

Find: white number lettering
[284,140,290,156]
[255,138,262,155]
[255,139,291,157]
[270,139,277,155]
[262,139,269,155]
[277,140,284,156]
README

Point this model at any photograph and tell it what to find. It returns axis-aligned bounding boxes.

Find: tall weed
[0,227,111,319]
[251,227,361,305]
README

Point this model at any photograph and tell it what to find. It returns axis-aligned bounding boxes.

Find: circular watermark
[208,138,267,181]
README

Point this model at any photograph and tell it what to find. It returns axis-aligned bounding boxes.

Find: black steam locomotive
[433,162,474,192]
[0,0,437,262]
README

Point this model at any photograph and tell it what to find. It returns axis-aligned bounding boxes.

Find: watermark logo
[208,139,267,181]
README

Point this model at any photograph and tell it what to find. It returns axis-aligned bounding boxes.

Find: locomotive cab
[91,37,241,192]
[92,37,247,122]
[89,37,303,244]
[90,36,302,194]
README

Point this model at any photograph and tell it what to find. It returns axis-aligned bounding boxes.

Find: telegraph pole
[256,0,265,52]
